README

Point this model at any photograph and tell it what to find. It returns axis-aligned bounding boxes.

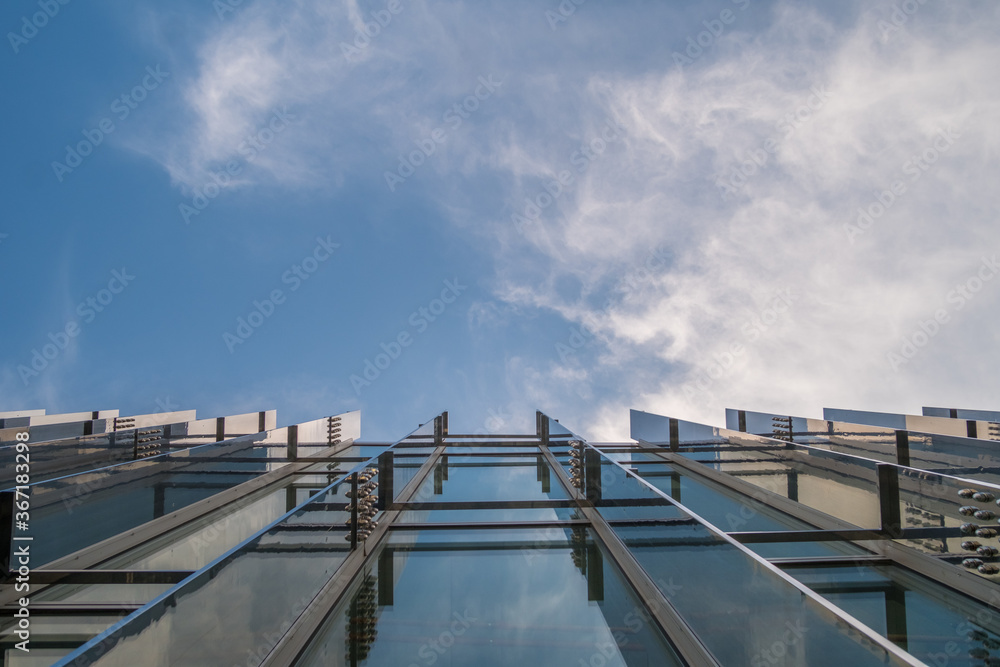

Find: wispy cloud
[127,0,1000,439]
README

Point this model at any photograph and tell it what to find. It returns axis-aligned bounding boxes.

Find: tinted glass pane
[614,523,909,665]
[786,563,1000,665]
[297,528,683,666]
[412,459,568,502]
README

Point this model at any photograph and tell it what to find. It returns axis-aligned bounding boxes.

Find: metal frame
[637,438,1000,609]
[592,430,927,666]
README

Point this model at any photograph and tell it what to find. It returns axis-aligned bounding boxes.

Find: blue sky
[2,0,998,441]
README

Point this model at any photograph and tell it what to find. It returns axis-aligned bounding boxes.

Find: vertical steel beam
[378,451,394,511]
[894,430,910,467]
[0,491,13,573]
[877,464,902,538]
[350,472,359,551]
[584,448,602,503]
[377,548,394,607]
[288,425,298,462]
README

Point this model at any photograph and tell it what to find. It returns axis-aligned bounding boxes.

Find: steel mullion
[651,440,1000,609]
[387,519,591,530]
[537,439,721,667]
[601,442,927,666]
[260,421,449,666]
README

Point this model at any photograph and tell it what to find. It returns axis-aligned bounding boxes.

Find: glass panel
[633,464,814,532]
[56,528,352,665]
[0,612,124,664]
[53,466,368,666]
[589,460,686,521]
[674,442,884,529]
[33,583,176,604]
[4,648,72,666]
[614,522,910,665]
[392,455,425,500]
[99,480,325,571]
[24,435,291,566]
[744,540,871,559]
[411,459,568,503]
[296,528,683,666]
[442,446,538,454]
[397,507,579,523]
[786,562,1000,665]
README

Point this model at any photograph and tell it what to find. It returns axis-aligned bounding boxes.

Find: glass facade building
[4,404,1000,665]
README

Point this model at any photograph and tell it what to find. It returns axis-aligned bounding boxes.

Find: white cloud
[489,2,1000,440]
[134,0,1000,440]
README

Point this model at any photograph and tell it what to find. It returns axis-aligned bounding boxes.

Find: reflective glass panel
[296,528,683,666]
